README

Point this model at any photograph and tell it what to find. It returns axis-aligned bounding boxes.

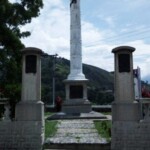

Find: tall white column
[68,0,86,80]
[62,0,91,114]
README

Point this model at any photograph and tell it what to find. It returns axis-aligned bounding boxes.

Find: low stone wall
[111,121,150,150]
[0,121,44,150]
[45,105,112,113]
[44,143,111,150]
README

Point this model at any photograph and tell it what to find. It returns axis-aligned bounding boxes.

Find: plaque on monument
[25,55,37,73]
[118,54,130,72]
[70,85,83,99]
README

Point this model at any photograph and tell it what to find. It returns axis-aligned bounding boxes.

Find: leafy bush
[45,120,58,138]
[94,120,111,141]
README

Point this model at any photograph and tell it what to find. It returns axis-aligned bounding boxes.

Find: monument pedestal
[62,101,91,114]
[15,101,44,121]
[62,0,92,114]
[62,80,91,114]
[112,101,141,121]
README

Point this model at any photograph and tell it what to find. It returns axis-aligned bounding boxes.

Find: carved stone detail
[70,0,77,7]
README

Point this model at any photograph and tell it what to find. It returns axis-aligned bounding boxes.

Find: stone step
[52,133,100,138]
[44,143,111,150]
[45,119,109,146]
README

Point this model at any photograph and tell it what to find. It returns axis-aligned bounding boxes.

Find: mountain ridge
[41,55,114,105]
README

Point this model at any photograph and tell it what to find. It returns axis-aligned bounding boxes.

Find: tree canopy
[0,0,43,117]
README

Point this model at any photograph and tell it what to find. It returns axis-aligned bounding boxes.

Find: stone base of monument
[62,99,91,114]
[112,101,141,121]
[47,111,107,120]
[15,101,44,121]
[63,79,92,114]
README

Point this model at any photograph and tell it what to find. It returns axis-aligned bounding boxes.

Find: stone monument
[62,0,91,114]
[16,47,44,121]
[15,47,44,149]
[111,46,150,150]
[111,46,140,121]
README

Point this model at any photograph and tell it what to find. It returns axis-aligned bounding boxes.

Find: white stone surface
[67,0,86,80]
[112,102,141,121]
[13,47,44,149]
[111,121,150,150]
[15,101,44,121]
[21,48,42,101]
[0,121,44,150]
[113,49,135,103]
[64,80,88,101]
[4,104,11,121]
[63,1,91,113]
[142,99,150,122]
[46,119,107,144]
[111,46,150,150]
[22,73,37,100]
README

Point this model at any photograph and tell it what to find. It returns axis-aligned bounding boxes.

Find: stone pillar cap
[112,46,135,53]
[21,47,43,55]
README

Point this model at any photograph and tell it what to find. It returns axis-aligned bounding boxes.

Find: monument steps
[47,111,107,120]
[44,119,111,150]
[44,143,111,150]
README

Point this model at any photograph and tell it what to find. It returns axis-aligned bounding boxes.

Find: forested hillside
[41,54,114,105]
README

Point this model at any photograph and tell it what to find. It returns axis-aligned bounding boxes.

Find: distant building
[133,67,142,99]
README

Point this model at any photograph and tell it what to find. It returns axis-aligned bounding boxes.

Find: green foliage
[94,120,111,141]
[83,64,114,89]
[102,112,112,115]
[0,0,43,118]
[41,56,114,105]
[41,56,69,104]
[45,112,54,117]
[45,120,58,138]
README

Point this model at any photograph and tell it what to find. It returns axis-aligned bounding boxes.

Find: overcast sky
[11,0,150,81]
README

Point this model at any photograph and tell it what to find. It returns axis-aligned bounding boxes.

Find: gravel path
[45,119,107,144]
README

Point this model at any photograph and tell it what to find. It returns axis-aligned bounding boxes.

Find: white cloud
[83,44,114,72]
[97,15,116,28]
[83,38,150,81]
[18,0,150,81]
[21,0,70,57]
[82,21,103,46]
[124,40,150,79]
[123,0,150,8]
[105,17,115,27]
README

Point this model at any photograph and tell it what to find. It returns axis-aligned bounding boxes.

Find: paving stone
[46,119,108,144]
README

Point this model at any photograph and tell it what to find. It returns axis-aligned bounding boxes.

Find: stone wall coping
[112,46,135,53]
[64,79,89,83]
[21,47,43,55]
[139,98,150,103]
[0,98,9,104]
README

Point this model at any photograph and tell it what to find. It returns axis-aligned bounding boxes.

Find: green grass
[44,112,54,117]
[102,112,112,115]
[94,120,111,141]
[45,120,58,138]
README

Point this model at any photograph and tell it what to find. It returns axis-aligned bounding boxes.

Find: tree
[0,0,43,118]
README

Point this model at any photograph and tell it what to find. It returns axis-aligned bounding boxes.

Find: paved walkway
[45,119,108,144]
[47,111,107,120]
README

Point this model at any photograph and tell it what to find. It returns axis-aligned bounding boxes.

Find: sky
[11,0,150,81]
